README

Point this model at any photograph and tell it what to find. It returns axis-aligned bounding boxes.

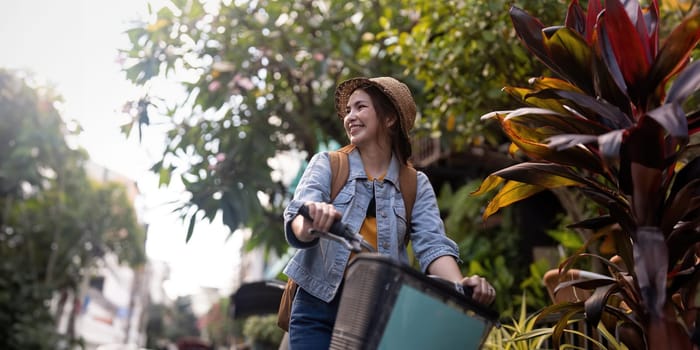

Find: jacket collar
[346,147,401,187]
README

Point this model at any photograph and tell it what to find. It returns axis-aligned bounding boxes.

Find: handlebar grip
[298,204,349,238]
[463,285,474,298]
[427,275,474,298]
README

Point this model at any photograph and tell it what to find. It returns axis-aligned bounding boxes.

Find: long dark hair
[359,85,413,165]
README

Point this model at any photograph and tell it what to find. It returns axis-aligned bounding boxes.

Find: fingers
[304,201,341,233]
[462,275,496,305]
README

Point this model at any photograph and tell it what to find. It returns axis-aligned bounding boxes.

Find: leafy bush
[242,314,284,349]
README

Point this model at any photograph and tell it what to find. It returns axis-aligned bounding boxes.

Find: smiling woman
[282,77,496,349]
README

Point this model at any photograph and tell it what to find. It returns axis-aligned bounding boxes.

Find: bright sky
[0,0,241,300]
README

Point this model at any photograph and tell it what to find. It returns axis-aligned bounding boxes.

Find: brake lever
[309,229,362,252]
[298,205,370,253]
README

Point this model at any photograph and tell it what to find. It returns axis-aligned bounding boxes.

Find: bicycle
[298,205,500,350]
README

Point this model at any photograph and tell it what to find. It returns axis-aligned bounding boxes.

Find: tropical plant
[484,291,628,350]
[474,0,700,348]
[484,293,552,350]
[438,180,552,317]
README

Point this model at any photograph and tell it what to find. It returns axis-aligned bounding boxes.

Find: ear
[386,115,397,128]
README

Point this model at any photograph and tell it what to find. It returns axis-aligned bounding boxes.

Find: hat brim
[334,76,416,136]
[334,77,374,120]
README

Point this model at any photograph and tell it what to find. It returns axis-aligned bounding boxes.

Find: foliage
[0,69,146,349]
[0,263,66,349]
[438,180,551,316]
[484,293,552,350]
[242,314,284,349]
[485,292,630,349]
[202,297,236,348]
[168,297,202,340]
[145,297,201,348]
[475,0,700,348]
[119,0,572,255]
[381,0,569,150]
[120,0,414,251]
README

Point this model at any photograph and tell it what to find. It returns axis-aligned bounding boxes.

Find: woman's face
[344,89,392,150]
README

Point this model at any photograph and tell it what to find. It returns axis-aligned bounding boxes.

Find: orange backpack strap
[330,144,416,226]
[329,144,355,201]
[399,165,417,224]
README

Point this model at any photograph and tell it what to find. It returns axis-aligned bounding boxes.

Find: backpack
[277,145,417,332]
[329,144,417,223]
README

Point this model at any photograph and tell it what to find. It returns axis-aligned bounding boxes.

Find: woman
[283,77,496,349]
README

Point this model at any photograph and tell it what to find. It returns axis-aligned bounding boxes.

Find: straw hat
[334,77,416,136]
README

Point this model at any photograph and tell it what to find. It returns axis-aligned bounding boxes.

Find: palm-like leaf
[477,0,700,347]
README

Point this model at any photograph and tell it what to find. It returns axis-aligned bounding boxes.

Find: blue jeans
[288,287,342,350]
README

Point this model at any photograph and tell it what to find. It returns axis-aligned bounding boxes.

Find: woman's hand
[292,201,342,242]
[305,201,342,233]
[426,256,496,305]
[462,275,496,305]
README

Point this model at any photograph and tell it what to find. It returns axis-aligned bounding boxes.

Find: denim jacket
[283,147,460,303]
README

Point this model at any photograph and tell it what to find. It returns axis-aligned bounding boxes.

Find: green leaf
[552,308,586,348]
[499,111,607,173]
[542,26,594,93]
[647,11,700,97]
[220,191,240,231]
[185,214,196,243]
[584,279,617,326]
[577,187,634,233]
[541,89,632,129]
[158,166,171,187]
[568,215,616,231]
[120,122,134,137]
[482,180,545,221]
[510,6,562,76]
[470,174,505,197]
[490,162,590,189]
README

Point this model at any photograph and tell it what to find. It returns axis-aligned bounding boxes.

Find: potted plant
[474,0,700,348]
[242,314,285,350]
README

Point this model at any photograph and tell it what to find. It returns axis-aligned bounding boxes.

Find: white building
[52,161,161,349]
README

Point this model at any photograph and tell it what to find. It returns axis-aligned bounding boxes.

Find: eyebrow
[347,97,371,109]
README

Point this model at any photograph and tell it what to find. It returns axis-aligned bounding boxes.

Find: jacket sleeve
[408,171,461,273]
[283,152,333,249]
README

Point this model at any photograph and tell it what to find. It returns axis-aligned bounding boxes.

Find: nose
[344,109,355,123]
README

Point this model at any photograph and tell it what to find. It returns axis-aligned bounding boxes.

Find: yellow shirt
[348,172,384,262]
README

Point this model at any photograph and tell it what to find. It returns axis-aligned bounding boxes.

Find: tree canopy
[120,0,569,251]
[0,69,146,349]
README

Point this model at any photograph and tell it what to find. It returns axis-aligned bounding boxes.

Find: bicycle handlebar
[298,205,474,298]
[426,275,474,298]
[298,205,352,239]
[298,204,374,253]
